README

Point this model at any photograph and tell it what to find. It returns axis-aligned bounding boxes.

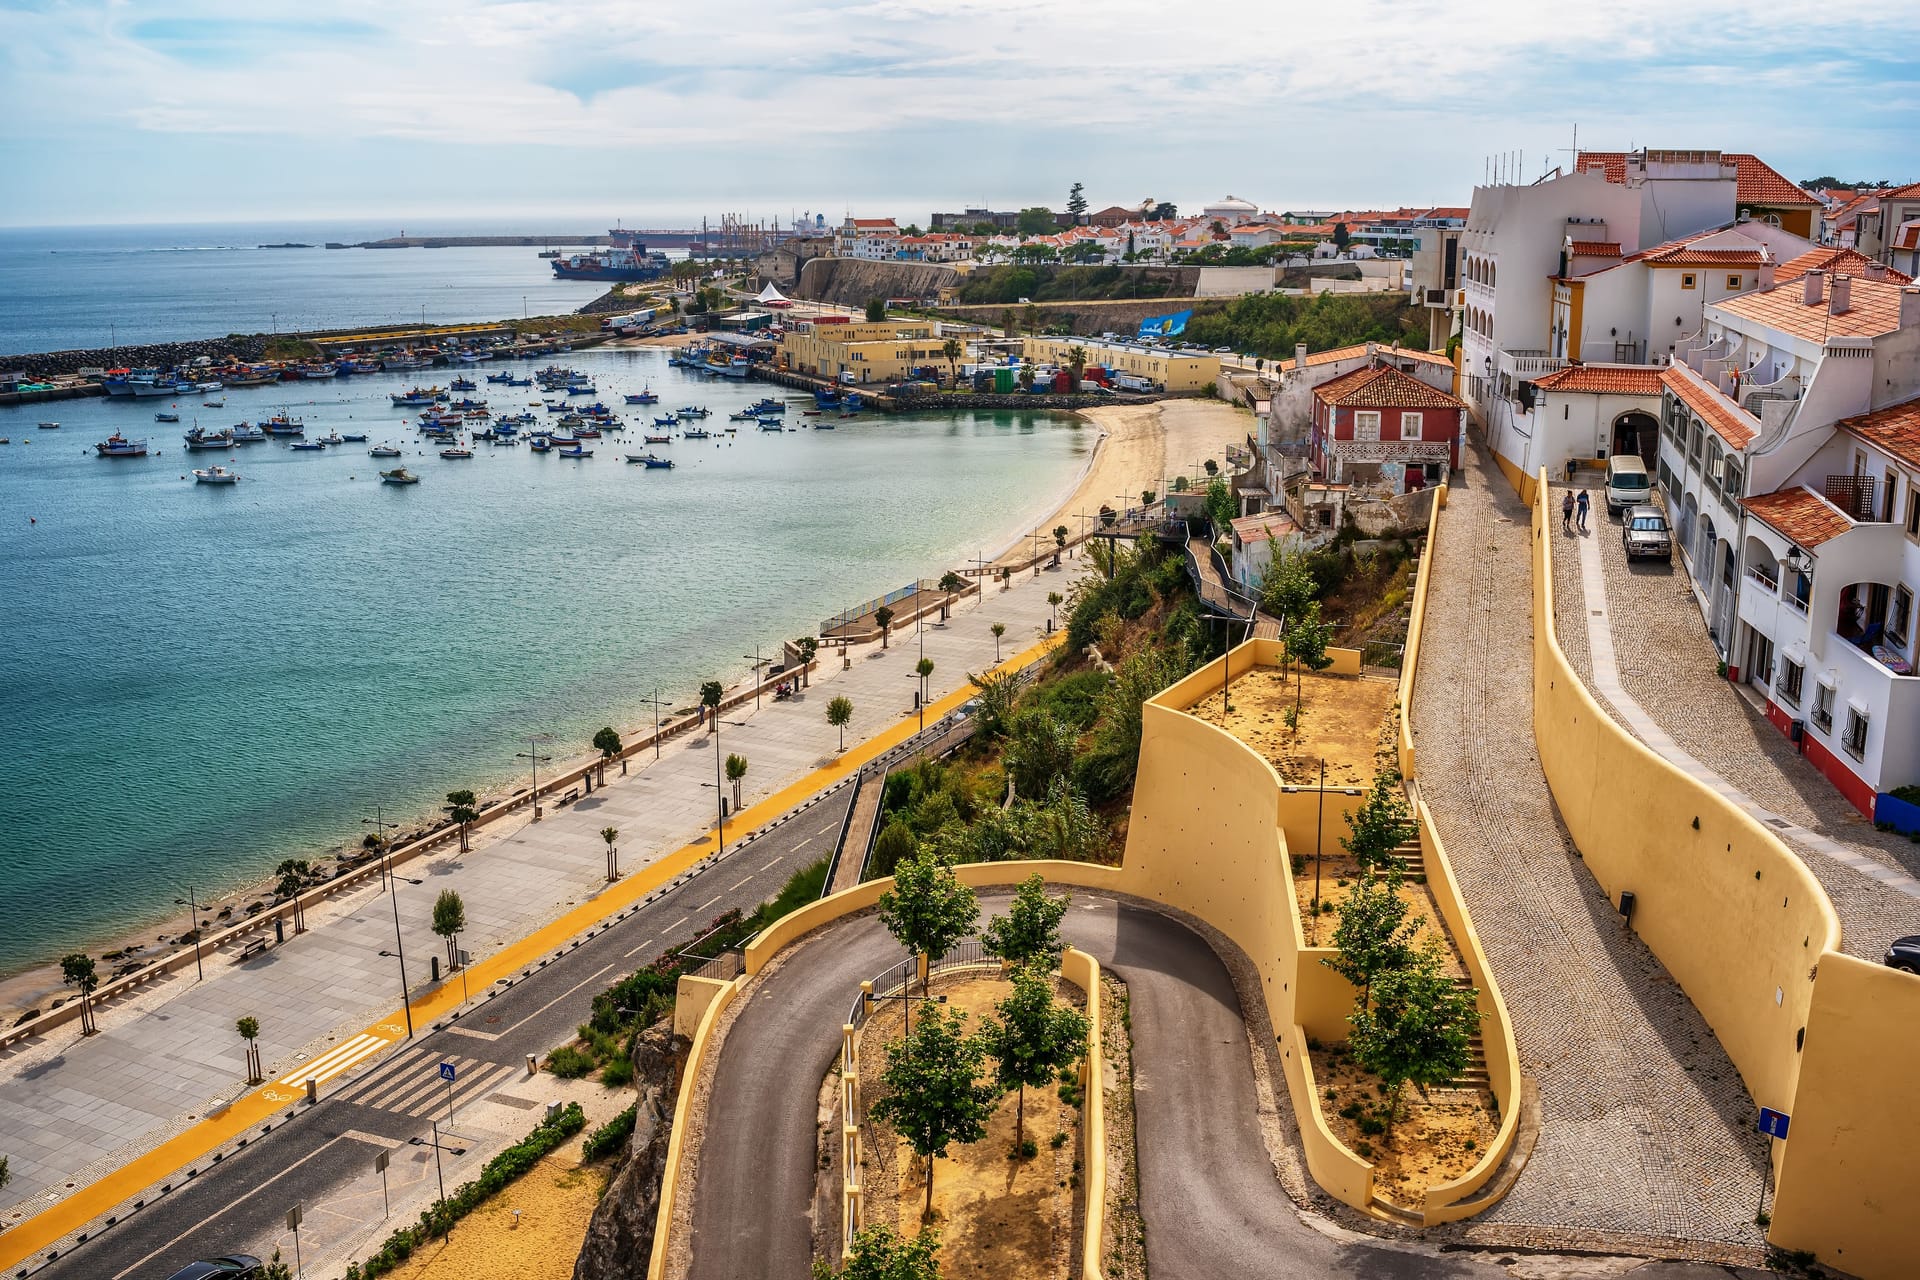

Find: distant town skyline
[2,0,1914,228]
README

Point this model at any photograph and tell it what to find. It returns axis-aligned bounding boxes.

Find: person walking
[1576,488,1591,533]
[1562,490,1575,533]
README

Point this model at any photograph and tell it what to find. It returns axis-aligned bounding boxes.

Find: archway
[1613,411,1659,466]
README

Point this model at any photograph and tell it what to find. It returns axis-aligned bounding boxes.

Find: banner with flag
[1136,309,1193,338]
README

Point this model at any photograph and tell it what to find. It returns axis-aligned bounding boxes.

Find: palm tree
[827,696,854,751]
[1047,591,1063,630]
[875,605,895,648]
[991,622,1007,662]
[725,753,748,810]
[601,825,620,881]
[940,337,963,388]
[1064,346,1087,391]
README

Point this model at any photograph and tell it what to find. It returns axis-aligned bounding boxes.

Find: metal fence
[820,579,944,636]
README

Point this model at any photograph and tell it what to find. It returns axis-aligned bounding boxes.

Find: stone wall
[3,336,270,379]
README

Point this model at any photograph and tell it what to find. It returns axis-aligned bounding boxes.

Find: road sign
[286,1204,302,1230]
[439,1061,457,1083]
[1757,1107,1791,1140]
[374,1149,390,1173]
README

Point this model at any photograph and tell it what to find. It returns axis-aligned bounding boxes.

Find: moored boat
[340,432,367,442]
[289,440,327,451]
[439,447,474,459]
[229,423,267,442]
[627,453,674,468]
[379,467,420,485]
[261,413,305,435]
[624,389,659,405]
[192,465,240,484]
[185,432,233,450]
[559,444,592,458]
[155,411,180,423]
[683,427,712,440]
[369,445,403,458]
[95,432,149,457]
[643,433,671,444]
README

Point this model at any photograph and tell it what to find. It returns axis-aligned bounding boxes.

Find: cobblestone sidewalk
[1411,433,1766,1244]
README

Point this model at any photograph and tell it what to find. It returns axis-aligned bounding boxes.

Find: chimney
[1803,269,1826,306]
[1295,342,1308,369]
[1830,274,1853,316]
[1759,259,1776,291]
[1865,261,1889,282]
[1903,287,1920,330]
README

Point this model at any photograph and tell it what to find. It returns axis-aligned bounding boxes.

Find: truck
[600,308,657,332]
[1114,372,1156,393]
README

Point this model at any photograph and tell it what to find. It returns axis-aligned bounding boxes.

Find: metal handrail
[819,763,866,899]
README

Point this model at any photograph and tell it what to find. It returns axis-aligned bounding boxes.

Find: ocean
[0,220,635,356]
[0,348,1088,975]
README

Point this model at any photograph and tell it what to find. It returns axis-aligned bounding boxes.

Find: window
[1400,411,1423,440]
[1907,489,1920,538]
[1813,683,1835,733]
[1726,274,1742,290]
[1844,706,1870,759]
[1779,659,1805,706]
[1894,586,1913,647]
[1682,273,1698,289]
[1354,411,1381,441]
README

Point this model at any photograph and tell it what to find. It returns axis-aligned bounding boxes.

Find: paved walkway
[0,561,1071,1255]
[1411,433,1767,1244]
[1550,477,1920,961]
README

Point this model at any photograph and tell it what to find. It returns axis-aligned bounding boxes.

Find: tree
[877,851,980,993]
[872,819,920,879]
[1017,363,1035,392]
[1063,345,1087,391]
[237,1015,262,1084]
[1206,477,1236,532]
[813,1223,942,1280]
[276,858,311,931]
[601,825,620,881]
[1332,222,1350,251]
[1046,591,1063,630]
[0,1155,8,1194]
[432,889,466,970]
[827,695,854,751]
[872,1005,998,1218]
[1022,303,1040,336]
[1001,307,1018,337]
[1172,475,1190,494]
[700,679,724,724]
[1323,877,1420,1005]
[875,605,895,648]
[1141,489,1156,506]
[967,669,1017,740]
[259,1250,293,1280]
[445,788,479,853]
[1348,944,1480,1131]
[1066,182,1088,220]
[1002,708,1077,801]
[939,337,963,386]
[990,622,1006,661]
[1259,552,1315,627]
[1343,770,1415,879]
[981,873,1069,969]
[915,656,934,708]
[1203,458,1219,476]
[980,966,1088,1150]
[1283,600,1335,714]
[795,634,819,687]
[592,726,622,783]
[61,953,98,1035]
[865,297,887,323]
[1016,207,1056,236]
[725,752,748,809]
[1152,201,1177,221]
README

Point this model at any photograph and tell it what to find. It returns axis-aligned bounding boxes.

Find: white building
[836,218,902,260]
[1201,195,1260,226]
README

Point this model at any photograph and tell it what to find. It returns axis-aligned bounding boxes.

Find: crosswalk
[275,1033,390,1088]
[330,1049,521,1119]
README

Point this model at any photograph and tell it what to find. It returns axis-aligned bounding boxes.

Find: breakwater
[5,336,269,379]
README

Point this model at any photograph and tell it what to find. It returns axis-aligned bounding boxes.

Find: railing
[1783,592,1810,616]
[819,763,867,898]
[1745,565,1780,594]
[1499,349,1567,378]
[821,580,939,636]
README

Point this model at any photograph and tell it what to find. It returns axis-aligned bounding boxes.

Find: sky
[1,0,1915,230]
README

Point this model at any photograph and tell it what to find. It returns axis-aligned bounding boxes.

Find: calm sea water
[0,348,1087,973]
[0,220,634,355]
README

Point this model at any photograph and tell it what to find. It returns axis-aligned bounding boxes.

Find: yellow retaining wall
[1398,485,1447,779]
[672,975,733,1041]
[1324,646,1364,677]
[1769,953,1920,1277]
[1060,947,1107,1280]
[650,973,745,1280]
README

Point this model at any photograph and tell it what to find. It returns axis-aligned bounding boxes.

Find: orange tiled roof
[1714,274,1912,342]
[1646,247,1767,267]
[1896,221,1920,252]
[1311,362,1465,410]
[1775,246,1912,285]
[1569,240,1622,256]
[1282,343,1453,371]
[1877,181,1920,200]
[1837,396,1920,472]
[1740,487,1853,549]
[1661,366,1758,448]
[1576,150,1818,207]
[1532,365,1666,395]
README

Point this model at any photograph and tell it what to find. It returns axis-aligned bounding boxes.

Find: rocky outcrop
[573,1022,686,1280]
[795,257,960,307]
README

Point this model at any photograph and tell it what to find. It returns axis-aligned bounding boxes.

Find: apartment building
[835,218,902,260]
[1577,150,1822,239]
[1851,181,1920,273]
[779,317,953,383]
[1019,336,1220,393]
[1306,360,1465,493]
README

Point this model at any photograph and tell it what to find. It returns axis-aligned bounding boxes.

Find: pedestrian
[1576,489,1591,533]
[1561,490,1575,532]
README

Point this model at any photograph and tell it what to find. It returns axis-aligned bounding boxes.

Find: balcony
[1499,349,1567,380]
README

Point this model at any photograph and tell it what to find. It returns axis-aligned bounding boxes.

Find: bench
[235,936,270,962]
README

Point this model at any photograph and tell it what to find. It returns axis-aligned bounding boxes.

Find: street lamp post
[362,806,398,892]
[411,1121,467,1241]
[379,859,425,1041]
[744,643,770,709]
[517,733,554,820]
[174,887,204,982]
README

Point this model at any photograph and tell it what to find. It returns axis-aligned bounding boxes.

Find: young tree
[827,695,855,751]
[1343,770,1415,879]
[813,1223,942,1280]
[237,1015,262,1084]
[1259,552,1315,628]
[259,1250,294,1280]
[1283,600,1335,713]
[870,1004,998,1215]
[865,297,887,323]
[939,337,963,387]
[700,679,724,726]
[1066,182,1088,220]
[61,953,99,1035]
[1348,944,1480,1132]
[1046,591,1063,630]
[1206,477,1236,533]
[592,726,622,782]
[432,889,466,970]
[980,967,1089,1150]
[1323,877,1420,1006]
[795,634,819,686]
[1141,489,1156,506]
[875,605,896,648]
[878,851,980,992]
[967,670,1017,740]
[981,873,1069,968]
[445,788,479,853]
[1002,708,1077,801]
[872,819,919,879]
[601,825,620,881]
[989,622,1006,662]
[725,752,749,810]
[1203,458,1219,476]
[915,656,934,708]
[276,858,311,932]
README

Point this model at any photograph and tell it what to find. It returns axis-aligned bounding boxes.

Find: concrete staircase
[1385,839,1426,883]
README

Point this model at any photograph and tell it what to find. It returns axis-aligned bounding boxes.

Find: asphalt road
[39,790,852,1280]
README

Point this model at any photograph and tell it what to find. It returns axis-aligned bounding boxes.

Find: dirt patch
[377,1149,608,1280]
[858,970,1085,1280]
[1096,975,1145,1280]
[1309,1042,1497,1211]
[1292,856,1463,975]
[1185,666,1397,787]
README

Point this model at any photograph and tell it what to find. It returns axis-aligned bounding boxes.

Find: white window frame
[1778,658,1804,706]
[1354,410,1381,442]
[1400,411,1422,441]
[1844,706,1869,759]
[1892,585,1913,647]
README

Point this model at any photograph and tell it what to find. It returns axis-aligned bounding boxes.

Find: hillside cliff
[795,258,960,306]
[572,1022,684,1280]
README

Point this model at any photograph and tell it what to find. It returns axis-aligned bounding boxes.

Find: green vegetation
[878,851,980,989]
[581,1103,638,1162]
[827,695,855,751]
[981,873,1069,968]
[445,788,479,853]
[1324,877,1419,1004]
[1348,945,1478,1132]
[956,263,1184,306]
[60,953,98,1035]
[593,726,622,782]
[865,297,888,323]
[979,966,1089,1150]
[814,1224,942,1279]
[1342,769,1416,878]
[1183,292,1426,361]
[431,889,465,970]
[871,1003,1000,1214]
[261,337,323,361]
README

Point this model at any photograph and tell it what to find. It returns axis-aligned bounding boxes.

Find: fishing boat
[94,432,148,457]
[624,389,659,405]
[504,375,532,387]
[801,410,823,417]
[316,432,345,446]
[390,387,444,407]
[560,444,592,458]
[289,440,327,451]
[37,421,59,429]
[677,406,711,418]
[643,433,671,444]
[486,372,515,384]
[653,414,679,427]
[380,467,420,485]
[727,411,759,422]
[449,377,477,392]
[261,413,305,435]
[749,398,786,414]
[301,363,340,380]
[472,427,496,441]
[566,383,597,395]
[683,427,712,440]
[439,447,474,459]
[813,421,836,430]
[229,423,267,442]
[627,453,673,468]
[225,371,280,387]
[340,432,368,443]
[195,381,224,392]
[155,411,180,423]
[369,446,403,458]
[528,436,553,453]
[192,465,240,485]
[382,356,432,372]
[758,419,786,431]
[202,398,225,408]
[185,432,234,451]
[102,370,179,398]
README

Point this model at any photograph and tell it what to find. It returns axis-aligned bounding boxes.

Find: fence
[821,580,935,636]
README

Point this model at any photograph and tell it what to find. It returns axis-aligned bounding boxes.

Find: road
[37,792,852,1280]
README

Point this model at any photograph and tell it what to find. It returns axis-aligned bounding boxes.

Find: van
[1604,455,1652,516]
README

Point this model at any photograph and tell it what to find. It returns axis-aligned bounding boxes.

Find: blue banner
[1137,309,1193,338]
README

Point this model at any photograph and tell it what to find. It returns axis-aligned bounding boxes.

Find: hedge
[582,1104,638,1162]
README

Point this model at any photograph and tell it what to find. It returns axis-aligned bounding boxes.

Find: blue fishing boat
[626,453,673,468]
[653,414,679,427]
[624,388,659,405]
[450,377,477,391]
[560,444,592,458]
[529,436,553,453]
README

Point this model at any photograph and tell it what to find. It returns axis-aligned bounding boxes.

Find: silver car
[1622,505,1672,560]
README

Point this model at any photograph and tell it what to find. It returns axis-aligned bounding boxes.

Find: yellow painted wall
[1020,337,1222,393]
[672,974,733,1041]
[651,974,744,1280]
[1060,947,1108,1280]
[1398,485,1446,779]
[1769,953,1920,1276]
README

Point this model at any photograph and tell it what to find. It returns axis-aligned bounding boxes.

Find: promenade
[0,560,1069,1271]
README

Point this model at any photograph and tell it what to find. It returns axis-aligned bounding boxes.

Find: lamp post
[518,733,553,820]
[378,859,424,1040]
[744,643,770,709]
[411,1121,468,1241]
[362,806,398,892]
[174,887,204,982]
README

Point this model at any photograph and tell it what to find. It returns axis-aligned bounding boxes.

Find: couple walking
[1561,488,1590,534]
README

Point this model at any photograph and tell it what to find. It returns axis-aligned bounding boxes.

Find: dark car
[1886,935,1920,974]
[165,1256,263,1280]
[1622,505,1673,561]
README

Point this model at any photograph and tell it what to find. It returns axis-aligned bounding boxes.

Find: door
[1747,629,1774,692]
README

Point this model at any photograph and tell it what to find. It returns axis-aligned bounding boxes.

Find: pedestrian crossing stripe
[276,1033,389,1087]
[332,1052,519,1118]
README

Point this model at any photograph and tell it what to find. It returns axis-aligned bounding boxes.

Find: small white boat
[155,411,180,423]
[203,398,225,408]
[37,421,59,429]
[192,465,240,485]
[380,467,420,485]
[369,446,403,458]
[439,447,474,459]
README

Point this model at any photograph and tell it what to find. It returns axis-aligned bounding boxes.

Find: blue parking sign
[439,1061,457,1083]
[1757,1107,1790,1139]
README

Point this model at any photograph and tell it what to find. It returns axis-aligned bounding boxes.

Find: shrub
[582,1105,638,1161]
[1018,1138,1038,1159]
[599,1054,635,1088]
[1358,1114,1386,1136]
[546,1045,595,1078]
[1051,1130,1069,1149]
[1355,1140,1373,1158]
[1057,1079,1083,1107]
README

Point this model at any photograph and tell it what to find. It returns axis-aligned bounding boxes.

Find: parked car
[165,1256,264,1280]
[1886,935,1920,974]
[1622,505,1673,561]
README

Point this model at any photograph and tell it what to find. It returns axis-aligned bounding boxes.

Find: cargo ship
[550,238,669,282]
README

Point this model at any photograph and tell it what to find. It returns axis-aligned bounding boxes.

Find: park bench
[235,936,270,962]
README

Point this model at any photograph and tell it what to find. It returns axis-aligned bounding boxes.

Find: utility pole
[518,733,553,820]
[174,886,204,982]
[744,643,770,708]
[362,806,398,892]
